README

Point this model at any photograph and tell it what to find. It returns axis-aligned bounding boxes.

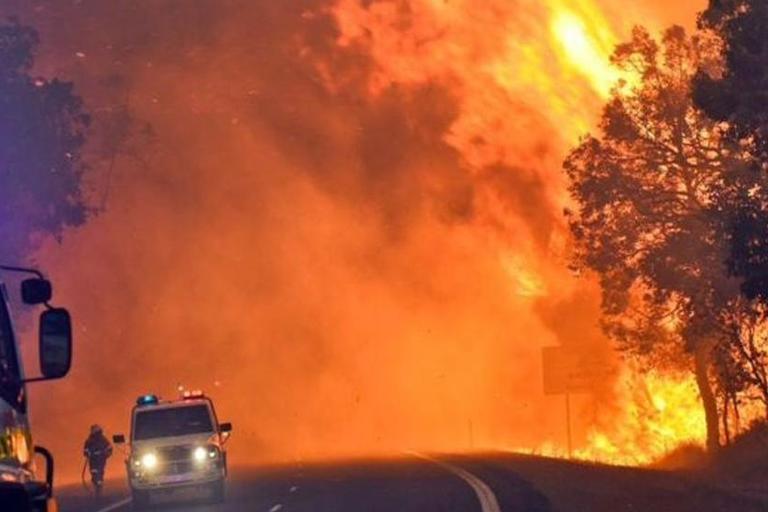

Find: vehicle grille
[157,444,193,460]
[164,461,195,475]
[156,444,197,475]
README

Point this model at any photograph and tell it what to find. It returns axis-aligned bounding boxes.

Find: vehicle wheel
[131,489,150,510]
[209,479,225,503]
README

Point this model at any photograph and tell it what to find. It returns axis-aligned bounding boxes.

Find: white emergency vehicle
[113,391,232,508]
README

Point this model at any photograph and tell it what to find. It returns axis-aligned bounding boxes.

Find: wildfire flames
[331,0,709,464]
[1,0,712,481]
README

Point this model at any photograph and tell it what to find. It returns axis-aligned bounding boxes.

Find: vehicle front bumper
[128,464,225,491]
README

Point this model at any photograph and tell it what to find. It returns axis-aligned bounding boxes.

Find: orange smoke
[329,0,710,464]
[0,0,708,483]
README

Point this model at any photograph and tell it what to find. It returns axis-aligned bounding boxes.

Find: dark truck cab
[0,267,73,512]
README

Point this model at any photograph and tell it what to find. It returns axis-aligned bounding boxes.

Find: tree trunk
[722,392,730,445]
[694,342,720,454]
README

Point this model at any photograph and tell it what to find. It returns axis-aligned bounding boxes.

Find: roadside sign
[541,345,612,458]
[542,346,606,395]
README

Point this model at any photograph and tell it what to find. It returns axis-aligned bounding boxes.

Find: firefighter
[83,424,113,495]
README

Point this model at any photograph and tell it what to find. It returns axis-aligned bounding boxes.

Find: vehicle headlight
[193,446,207,462]
[193,445,218,463]
[141,452,158,469]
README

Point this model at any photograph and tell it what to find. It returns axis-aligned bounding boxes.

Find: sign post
[565,391,572,458]
[542,346,609,458]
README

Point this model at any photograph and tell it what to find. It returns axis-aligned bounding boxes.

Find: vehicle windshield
[133,404,214,440]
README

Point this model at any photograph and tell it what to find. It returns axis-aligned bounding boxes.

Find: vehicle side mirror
[113,434,125,444]
[219,422,232,443]
[22,278,52,305]
[39,309,72,380]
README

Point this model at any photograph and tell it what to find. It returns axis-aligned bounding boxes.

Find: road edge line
[410,452,502,512]
[93,496,132,512]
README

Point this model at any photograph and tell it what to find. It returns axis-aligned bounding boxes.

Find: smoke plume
[0,0,703,481]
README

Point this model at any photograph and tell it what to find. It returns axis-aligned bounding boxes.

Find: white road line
[269,504,284,512]
[413,453,502,512]
[93,497,132,512]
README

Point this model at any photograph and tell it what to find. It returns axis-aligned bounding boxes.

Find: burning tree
[564,25,754,453]
[0,19,90,263]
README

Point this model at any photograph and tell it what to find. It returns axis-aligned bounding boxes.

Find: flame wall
[0,0,703,481]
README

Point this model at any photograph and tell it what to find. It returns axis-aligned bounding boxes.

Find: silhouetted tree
[721,300,768,416]
[697,1,768,150]
[695,1,768,301]
[565,26,745,453]
[0,19,90,263]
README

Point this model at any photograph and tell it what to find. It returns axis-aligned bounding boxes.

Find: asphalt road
[57,453,768,512]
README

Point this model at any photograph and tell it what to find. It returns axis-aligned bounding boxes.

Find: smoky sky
[0,0,704,481]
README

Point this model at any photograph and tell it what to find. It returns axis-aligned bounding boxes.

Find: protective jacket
[84,432,112,467]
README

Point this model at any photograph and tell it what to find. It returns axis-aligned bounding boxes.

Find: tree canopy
[0,18,90,264]
[696,1,768,148]
[695,1,768,301]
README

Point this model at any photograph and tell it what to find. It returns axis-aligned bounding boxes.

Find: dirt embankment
[486,452,768,512]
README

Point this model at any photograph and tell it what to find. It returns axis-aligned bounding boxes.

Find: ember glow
[580,371,706,464]
[0,0,708,481]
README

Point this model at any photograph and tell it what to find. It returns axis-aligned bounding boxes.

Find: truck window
[134,404,214,440]
[0,290,23,411]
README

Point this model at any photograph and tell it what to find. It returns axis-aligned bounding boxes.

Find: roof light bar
[136,394,159,406]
